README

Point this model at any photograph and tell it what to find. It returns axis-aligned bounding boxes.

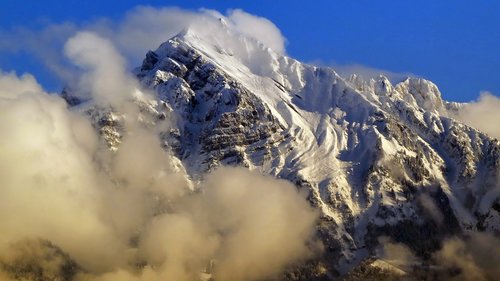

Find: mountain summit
[66,27,499,279]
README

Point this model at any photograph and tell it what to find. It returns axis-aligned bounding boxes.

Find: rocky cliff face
[66,28,500,279]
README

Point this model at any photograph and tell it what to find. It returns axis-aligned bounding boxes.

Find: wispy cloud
[378,233,500,281]
[334,63,416,83]
[450,91,500,140]
[0,6,287,89]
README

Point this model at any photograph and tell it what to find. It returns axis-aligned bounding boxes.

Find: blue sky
[1,0,499,102]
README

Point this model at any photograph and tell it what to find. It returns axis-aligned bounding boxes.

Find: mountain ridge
[64,27,500,278]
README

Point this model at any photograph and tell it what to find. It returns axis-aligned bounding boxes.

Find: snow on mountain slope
[67,24,500,278]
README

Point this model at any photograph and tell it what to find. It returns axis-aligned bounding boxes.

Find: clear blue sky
[1,0,499,102]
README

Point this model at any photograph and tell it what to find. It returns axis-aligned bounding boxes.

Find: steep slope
[68,26,500,278]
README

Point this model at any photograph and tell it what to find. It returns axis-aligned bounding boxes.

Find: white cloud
[451,91,500,139]
[113,6,286,58]
[434,233,500,281]
[0,72,126,272]
[110,6,202,63]
[64,31,137,105]
[0,70,45,98]
[226,9,286,54]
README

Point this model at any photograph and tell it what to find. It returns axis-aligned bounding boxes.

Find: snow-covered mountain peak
[164,20,283,76]
[71,30,500,279]
[394,77,445,113]
[372,75,393,95]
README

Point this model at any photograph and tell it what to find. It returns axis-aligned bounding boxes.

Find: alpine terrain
[61,22,500,280]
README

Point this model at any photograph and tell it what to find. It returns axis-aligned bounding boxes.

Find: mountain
[66,26,500,279]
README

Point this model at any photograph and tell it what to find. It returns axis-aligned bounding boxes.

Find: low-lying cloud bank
[0,31,317,281]
[379,233,500,281]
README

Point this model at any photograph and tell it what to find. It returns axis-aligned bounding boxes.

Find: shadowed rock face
[62,31,499,279]
[136,37,288,174]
